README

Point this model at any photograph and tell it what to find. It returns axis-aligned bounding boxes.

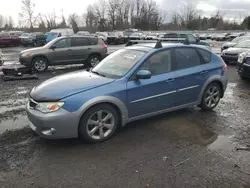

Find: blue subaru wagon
[27,42,228,143]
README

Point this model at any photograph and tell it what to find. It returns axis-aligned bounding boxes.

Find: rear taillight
[223,64,228,71]
[101,44,108,48]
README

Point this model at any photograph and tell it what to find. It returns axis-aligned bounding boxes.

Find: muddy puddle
[0,114,29,134]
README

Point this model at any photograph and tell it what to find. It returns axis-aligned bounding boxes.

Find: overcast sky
[0,0,249,25]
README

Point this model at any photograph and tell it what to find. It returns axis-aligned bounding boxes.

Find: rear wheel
[200,83,222,111]
[84,55,101,68]
[78,104,119,143]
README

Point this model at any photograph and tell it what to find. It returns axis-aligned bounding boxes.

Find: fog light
[41,128,56,136]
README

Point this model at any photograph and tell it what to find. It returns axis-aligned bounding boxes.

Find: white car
[95,32,108,42]
[129,33,143,40]
[77,31,91,36]
[145,33,159,40]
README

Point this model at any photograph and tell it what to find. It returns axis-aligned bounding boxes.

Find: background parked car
[107,31,127,44]
[95,32,108,43]
[216,33,230,41]
[221,35,250,52]
[237,51,250,80]
[221,40,250,64]
[20,32,46,47]
[0,48,3,66]
[129,32,143,40]
[0,32,20,47]
[199,33,208,40]
[19,36,108,72]
[161,33,210,46]
[77,31,91,36]
[145,33,159,40]
[46,28,74,43]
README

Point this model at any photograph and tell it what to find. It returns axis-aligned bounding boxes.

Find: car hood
[224,48,249,54]
[223,42,236,47]
[21,47,44,54]
[30,70,115,101]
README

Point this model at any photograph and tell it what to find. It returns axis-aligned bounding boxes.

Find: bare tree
[94,0,107,31]
[108,0,118,30]
[0,15,4,28]
[45,11,57,29]
[68,13,79,33]
[83,5,98,32]
[19,0,37,29]
[8,16,14,29]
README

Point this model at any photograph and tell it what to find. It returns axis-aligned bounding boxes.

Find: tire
[200,82,222,111]
[240,75,247,80]
[84,55,101,68]
[32,57,48,72]
[33,41,37,47]
[78,104,119,143]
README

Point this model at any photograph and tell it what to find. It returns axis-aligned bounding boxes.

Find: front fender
[73,96,129,126]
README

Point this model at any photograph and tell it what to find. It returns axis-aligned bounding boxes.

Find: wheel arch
[75,96,129,128]
[198,76,226,103]
[32,55,50,64]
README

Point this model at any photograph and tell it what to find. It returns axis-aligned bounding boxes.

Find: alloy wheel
[86,110,115,140]
[90,57,100,67]
[34,60,46,72]
[205,86,220,108]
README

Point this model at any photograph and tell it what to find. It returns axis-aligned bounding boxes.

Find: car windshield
[234,40,250,48]
[108,32,119,37]
[47,32,58,37]
[131,33,141,36]
[232,37,248,43]
[148,33,157,36]
[92,49,146,78]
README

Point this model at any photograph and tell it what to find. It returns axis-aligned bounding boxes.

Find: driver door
[48,38,73,65]
[126,49,178,118]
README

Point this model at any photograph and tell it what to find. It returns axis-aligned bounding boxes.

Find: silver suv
[19,36,108,72]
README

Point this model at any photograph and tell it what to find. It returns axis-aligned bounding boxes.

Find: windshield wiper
[91,70,106,77]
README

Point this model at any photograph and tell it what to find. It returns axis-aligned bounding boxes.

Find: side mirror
[50,45,56,50]
[136,70,152,80]
[196,38,200,42]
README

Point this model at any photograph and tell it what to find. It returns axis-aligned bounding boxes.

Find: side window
[197,48,211,63]
[180,34,188,39]
[174,48,201,70]
[187,34,197,43]
[89,38,98,45]
[54,38,71,48]
[139,50,172,76]
[164,33,178,38]
[72,37,91,47]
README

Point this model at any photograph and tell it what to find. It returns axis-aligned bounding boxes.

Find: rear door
[48,38,72,65]
[172,47,212,106]
[71,37,92,64]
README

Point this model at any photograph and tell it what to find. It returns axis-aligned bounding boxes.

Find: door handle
[165,78,175,83]
[200,70,208,74]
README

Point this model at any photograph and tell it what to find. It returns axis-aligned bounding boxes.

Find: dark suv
[20,32,46,47]
[19,36,108,72]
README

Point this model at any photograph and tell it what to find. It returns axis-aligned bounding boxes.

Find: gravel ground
[1,44,250,188]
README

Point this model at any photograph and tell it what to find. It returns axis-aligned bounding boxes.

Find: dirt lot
[1,45,250,188]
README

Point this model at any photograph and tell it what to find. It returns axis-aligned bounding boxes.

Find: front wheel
[200,83,222,111]
[32,57,48,72]
[78,104,119,143]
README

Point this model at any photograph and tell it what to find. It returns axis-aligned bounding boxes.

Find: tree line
[1,0,250,33]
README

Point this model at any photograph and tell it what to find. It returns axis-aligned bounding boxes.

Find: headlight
[35,102,65,113]
[21,52,31,57]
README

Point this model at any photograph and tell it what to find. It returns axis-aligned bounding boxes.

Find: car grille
[29,98,38,108]
[225,53,238,56]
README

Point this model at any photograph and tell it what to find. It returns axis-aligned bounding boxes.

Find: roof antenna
[125,40,133,47]
[154,40,162,48]
[183,38,190,45]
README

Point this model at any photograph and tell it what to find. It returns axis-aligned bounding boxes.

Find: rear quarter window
[197,48,211,63]
[89,38,98,45]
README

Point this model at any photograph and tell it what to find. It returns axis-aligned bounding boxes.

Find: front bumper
[237,61,250,78]
[26,101,79,139]
[221,54,238,62]
[19,56,32,67]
